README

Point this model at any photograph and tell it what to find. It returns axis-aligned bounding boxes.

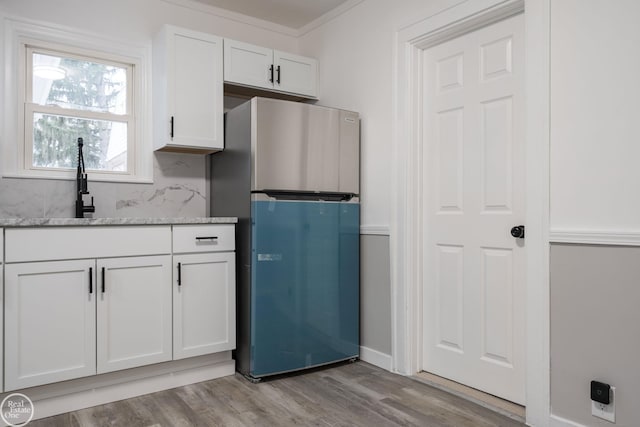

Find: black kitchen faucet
[75,137,96,218]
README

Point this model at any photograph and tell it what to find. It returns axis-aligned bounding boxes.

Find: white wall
[0,0,299,219]
[550,0,640,233]
[549,1,640,426]
[299,0,466,229]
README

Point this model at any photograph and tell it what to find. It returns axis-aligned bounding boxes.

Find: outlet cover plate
[592,386,615,423]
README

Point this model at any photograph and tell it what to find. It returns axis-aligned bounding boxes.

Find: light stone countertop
[0,217,237,227]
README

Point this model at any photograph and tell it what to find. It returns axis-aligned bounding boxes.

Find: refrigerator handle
[256,190,358,202]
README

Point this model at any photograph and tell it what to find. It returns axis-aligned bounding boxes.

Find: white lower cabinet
[5,260,96,391]
[97,255,172,374]
[4,255,172,390]
[173,252,236,359]
[2,224,235,393]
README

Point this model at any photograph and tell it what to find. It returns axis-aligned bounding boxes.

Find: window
[3,18,152,183]
[26,47,133,174]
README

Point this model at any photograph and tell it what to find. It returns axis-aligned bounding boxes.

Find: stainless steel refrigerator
[210,97,360,380]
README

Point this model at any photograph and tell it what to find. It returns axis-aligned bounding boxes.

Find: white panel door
[224,39,274,90]
[422,14,525,404]
[97,255,172,374]
[274,50,318,98]
[173,252,236,360]
[5,260,96,390]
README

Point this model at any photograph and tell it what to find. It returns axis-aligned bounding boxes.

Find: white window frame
[2,17,153,183]
[25,46,135,176]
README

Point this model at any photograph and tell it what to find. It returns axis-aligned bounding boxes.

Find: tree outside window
[28,49,132,173]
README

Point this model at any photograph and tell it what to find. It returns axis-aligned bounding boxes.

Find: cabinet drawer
[5,226,171,263]
[173,225,235,253]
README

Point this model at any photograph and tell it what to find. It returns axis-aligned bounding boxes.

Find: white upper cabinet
[154,25,224,154]
[224,39,318,99]
[273,50,318,98]
[224,39,274,91]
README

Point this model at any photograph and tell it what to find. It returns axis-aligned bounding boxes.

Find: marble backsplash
[0,152,208,219]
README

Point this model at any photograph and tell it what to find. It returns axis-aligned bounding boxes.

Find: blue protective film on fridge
[250,200,360,377]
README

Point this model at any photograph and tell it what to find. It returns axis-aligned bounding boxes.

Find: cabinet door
[97,255,172,374]
[173,252,236,360]
[224,39,274,90]
[5,260,96,390]
[160,27,223,152]
[274,50,318,98]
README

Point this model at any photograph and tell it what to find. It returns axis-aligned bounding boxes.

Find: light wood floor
[414,372,525,420]
[31,362,526,427]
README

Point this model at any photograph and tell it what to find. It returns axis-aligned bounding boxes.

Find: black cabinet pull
[170,116,174,139]
[177,262,182,287]
[89,267,93,294]
[195,236,218,241]
[269,64,274,83]
[276,65,281,84]
[101,267,106,293]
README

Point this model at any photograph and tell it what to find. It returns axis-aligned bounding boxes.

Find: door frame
[390,0,551,425]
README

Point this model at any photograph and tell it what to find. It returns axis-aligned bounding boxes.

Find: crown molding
[160,0,364,38]
[296,0,364,36]
[159,0,299,37]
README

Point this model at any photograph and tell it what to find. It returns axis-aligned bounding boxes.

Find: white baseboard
[549,414,588,427]
[359,346,392,371]
[11,355,235,421]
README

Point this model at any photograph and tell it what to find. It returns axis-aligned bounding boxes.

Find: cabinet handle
[101,267,106,293]
[276,65,281,84]
[269,64,274,83]
[195,236,218,241]
[170,116,174,139]
[177,262,182,287]
[89,267,93,294]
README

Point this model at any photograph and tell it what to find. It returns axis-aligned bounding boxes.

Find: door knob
[511,225,525,239]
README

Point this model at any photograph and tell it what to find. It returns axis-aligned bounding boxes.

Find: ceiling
[190,0,351,29]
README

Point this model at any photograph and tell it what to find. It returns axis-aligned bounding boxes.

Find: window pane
[32,113,127,172]
[32,53,127,115]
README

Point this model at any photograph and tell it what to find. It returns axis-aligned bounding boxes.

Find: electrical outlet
[592,386,615,423]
